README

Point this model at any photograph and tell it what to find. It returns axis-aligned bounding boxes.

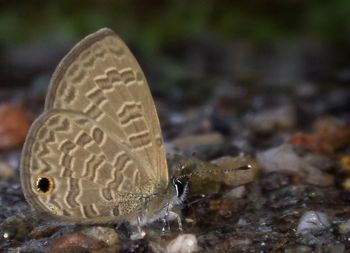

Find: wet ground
[0,34,350,253]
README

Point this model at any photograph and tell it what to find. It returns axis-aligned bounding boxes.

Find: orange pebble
[341,155,350,173]
[343,178,350,191]
[0,103,31,149]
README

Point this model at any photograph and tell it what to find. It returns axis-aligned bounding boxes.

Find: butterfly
[20,28,188,227]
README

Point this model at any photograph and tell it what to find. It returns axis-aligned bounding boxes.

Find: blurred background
[0,0,350,148]
[1,0,350,151]
[1,0,350,99]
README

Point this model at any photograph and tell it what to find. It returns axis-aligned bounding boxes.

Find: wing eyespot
[35,176,54,194]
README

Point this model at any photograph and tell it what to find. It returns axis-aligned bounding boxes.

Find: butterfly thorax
[134,176,189,226]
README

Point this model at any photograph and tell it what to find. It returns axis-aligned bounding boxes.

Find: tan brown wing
[20,110,161,223]
[45,28,168,186]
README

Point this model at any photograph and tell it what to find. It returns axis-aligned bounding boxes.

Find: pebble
[245,105,296,133]
[49,232,104,252]
[224,237,252,249]
[284,245,312,253]
[171,132,224,158]
[165,234,199,253]
[236,218,248,226]
[340,155,350,173]
[338,219,350,234]
[0,103,31,150]
[81,226,119,246]
[324,243,346,253]
[257,144,334,186]
[172,133,224,150]
[28,224,60,239]
[0,162,15,178]
[224,185,246,199]
[296,211,331,235]
[0,215,31,241]
[208,198,233,218]
[342,178,350,191]
[288,117,350,154]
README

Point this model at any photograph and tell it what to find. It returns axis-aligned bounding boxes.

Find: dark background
[1,0,350,105]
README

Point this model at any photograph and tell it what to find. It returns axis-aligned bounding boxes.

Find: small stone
[245,105,296,133]
[171,132,224,159]
[0,162,15,178]
[49,232,105,252]
[172,133,224,150]
[7,239,48,252]
[0,103,31,150]
[340,155,350,173]
[260,172,291,191]
[130,230,146,241]
[28,224,60,239]
[338,219,350,234]
[324,243,346,253]
[0,215,32,241]
[224,237,252,249]
[257,144,334,186]
[284,245,312,253]
[236,218,248,226]
[225,185,246,199]
[296,211,331,235]
[342,178,350,191]
[295,82,318,98]
[208,197,233,218]
[81,226,119,246]
[165,234,199,253]
[288,117,350,154]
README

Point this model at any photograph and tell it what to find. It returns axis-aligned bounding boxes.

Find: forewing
[45,28,168,186]
[20,110,157,223]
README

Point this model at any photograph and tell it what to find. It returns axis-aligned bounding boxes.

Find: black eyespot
[36,176,53,194]
[172,177,185,198]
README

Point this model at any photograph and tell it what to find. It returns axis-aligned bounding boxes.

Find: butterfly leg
[162,208,183,232]
[161,207,170,233]
[130,215,146,240]
[168,211,183,231]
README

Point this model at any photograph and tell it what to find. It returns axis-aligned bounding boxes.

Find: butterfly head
[170,175,189,204]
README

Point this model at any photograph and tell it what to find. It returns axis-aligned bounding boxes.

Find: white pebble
[225,185,246,199]
[236,218,248,226]
[297,211,331,235]
[257,144,334,186]
[81,226,119,245]
[165,234,199,253]
[0,162,15,178]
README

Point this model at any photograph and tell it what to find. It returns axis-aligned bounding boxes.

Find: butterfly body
[20,28,180,225]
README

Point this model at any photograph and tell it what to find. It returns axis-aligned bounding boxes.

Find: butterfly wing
[20,28,169,223]
[21,110,160,223]
[45,28,168,187]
